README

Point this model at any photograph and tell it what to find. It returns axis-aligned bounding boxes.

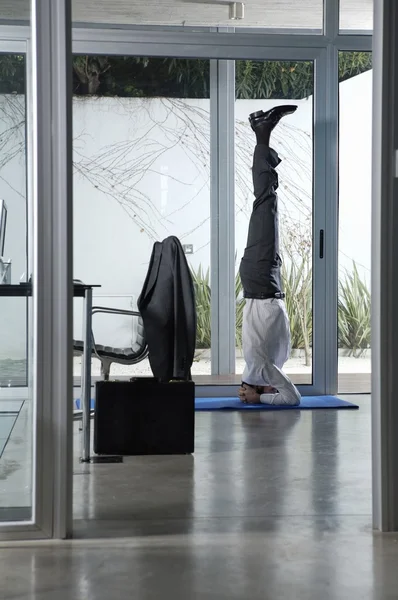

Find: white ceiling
[0,0,372,30]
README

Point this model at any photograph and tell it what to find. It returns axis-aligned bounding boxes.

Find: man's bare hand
[238,384,261,404]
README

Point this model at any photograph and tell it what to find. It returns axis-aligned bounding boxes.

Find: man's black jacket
[138,236,197,382]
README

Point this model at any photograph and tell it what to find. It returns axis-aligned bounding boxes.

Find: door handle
[319,229,324,259]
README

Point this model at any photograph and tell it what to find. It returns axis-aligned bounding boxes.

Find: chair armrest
[92,306,141,318]
[89,306,145,361]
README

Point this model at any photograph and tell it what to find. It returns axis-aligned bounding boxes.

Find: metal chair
[73,306,149,380]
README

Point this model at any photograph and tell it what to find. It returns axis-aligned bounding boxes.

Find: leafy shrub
[190,260,371,360]
[338,263,371,356]
[190,265,211,349]
[281,256,312,365]
[190,264,245,350]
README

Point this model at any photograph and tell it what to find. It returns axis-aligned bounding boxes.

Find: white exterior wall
[0,70,372,359]
[339,70,372,283]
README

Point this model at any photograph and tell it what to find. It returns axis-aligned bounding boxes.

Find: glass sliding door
[234,59,314,388]
[0,0,73,540]
[0,51,32,522]
[72,56,211,382]
[0,53,28,388]
[69,46,326,392]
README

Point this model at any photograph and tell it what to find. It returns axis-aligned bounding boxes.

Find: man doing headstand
[238,105,301,406]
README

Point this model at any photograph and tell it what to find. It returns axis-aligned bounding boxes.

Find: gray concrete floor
[2,395,398,599]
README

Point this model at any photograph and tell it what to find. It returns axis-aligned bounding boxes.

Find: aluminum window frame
[0,0,73,541]
[69,36,331,395]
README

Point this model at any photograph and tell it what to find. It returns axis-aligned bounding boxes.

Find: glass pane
[0,55,27,387]
[235,60,314,387]
[72,57,211,382]
[340,0,373,32]
[4,0,323,30]
[0,0,29,21]
[69,0,323,31]
[338,52,372,393]
[0,51,32,523]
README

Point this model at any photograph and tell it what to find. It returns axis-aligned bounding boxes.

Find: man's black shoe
[249,104,298,132]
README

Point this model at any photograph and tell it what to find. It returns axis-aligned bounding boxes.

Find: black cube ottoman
[94,378,195,456]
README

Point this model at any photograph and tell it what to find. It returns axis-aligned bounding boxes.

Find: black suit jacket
[137,236,197,382]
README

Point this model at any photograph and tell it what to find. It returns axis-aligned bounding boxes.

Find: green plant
[235,60,314,100]
[69,53,373,100]
[190,264,246,350]
[235,259,313,361]
[338,51,372,83]
[0,55,26,94]
[0,52,372,98]
[191,257,313,360]
[191,258,370,361]
[281,258,312,364]
[190,264,211,349]
[280,222,313,364]
[282,265,312,363]
[338,262,371,356]
[235,273,245,350]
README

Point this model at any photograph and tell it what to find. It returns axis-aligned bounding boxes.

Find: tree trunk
[87,73,101,95]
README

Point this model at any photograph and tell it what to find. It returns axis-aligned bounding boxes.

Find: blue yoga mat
[195,396,358,411]
[75,399,95,410]
[75,395,358,411]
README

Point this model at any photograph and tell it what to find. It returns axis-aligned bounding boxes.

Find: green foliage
[166,59,210,98]
[190,260,371,360]
[73,56,211,98]
[190,264,245,350]
[235,273,245,349]
[0,52,372,99]
[190,265,211,349]
[73,55,111,95]
[282,256,312,364]
[280,222,312,364]
[235,60,314,99]
[0,55,25,94]
[338,51,373,83]
[338,262,371,356]
[71,52,372,100]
